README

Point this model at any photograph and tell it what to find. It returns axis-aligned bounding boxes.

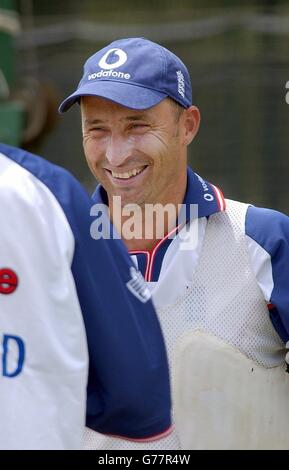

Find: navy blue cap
[59,37,192,112]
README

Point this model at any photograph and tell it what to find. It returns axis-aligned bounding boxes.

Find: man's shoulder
[0,143,92,230]
[244,204,289,254]
[245,205,289,236]
[216,199,289,253]
[222,199,289,231]
[0,143,86,197]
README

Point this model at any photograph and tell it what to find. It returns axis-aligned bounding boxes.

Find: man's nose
[105,134,131,167]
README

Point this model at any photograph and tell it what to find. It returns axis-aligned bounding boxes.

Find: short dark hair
[168,98,184,122]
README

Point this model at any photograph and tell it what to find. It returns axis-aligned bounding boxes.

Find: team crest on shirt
[126,266,151,303]
[0,268,18,295]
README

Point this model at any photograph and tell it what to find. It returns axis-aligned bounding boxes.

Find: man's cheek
[85,142,105,164]
[137,135,165,156]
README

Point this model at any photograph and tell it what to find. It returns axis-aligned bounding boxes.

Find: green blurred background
[1,0,289,211]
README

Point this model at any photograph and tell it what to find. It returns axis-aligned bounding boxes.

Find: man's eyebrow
[122,114,148,121]
[84,115,150,126]
[83,119,106,126]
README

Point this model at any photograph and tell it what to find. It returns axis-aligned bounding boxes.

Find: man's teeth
[111,167,144,179]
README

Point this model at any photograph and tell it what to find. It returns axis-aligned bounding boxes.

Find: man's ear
[182,106,201,146]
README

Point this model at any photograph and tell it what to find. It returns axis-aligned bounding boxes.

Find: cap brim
[59,80,168,113]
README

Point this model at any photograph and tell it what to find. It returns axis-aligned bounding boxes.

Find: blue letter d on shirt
[2,334,25,378]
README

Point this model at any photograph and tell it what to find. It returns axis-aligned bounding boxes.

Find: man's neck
[110,180,187,252]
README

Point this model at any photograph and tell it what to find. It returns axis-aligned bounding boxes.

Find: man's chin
[108,189,147,208]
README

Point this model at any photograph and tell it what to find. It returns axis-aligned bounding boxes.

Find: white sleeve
[245,235,274,303]
[0,158,88,449]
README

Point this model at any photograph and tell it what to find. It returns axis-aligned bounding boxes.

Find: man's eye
[131,124,148,129]
[89,127,108,135]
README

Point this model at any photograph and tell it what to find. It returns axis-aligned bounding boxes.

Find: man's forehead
[81,95,171,119]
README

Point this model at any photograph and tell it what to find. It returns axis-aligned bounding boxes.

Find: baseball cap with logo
[59,37,192,112]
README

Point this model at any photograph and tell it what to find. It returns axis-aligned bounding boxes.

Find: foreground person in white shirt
[0,143,171,450]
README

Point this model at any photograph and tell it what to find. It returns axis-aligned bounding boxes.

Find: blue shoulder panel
[246,205,289,342]
[0,143,171,438]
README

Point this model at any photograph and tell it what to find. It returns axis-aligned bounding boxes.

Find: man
[0,142,171,449]
[59,38,289,449]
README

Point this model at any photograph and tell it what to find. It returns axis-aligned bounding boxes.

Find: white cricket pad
[173,329,289,450]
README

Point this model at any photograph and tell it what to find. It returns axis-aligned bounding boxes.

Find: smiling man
[81,97,189,210]
[60,38,289,450]
[80,95,198,249]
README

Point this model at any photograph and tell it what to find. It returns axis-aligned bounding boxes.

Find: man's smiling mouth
[106,166,148,180]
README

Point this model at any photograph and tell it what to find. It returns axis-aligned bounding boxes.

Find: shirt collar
[182,167,226,220]
[92,166,225,221]
[93,183,109,205]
